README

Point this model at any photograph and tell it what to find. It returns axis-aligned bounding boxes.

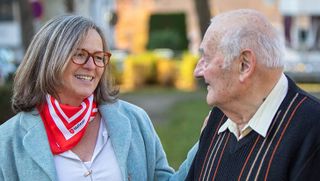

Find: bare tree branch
[194,0,211,37]
[17,0,34,51]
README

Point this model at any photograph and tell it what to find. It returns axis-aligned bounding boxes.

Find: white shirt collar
[57,118,109,161]
[218,74,288,140]
[54,118,122,181]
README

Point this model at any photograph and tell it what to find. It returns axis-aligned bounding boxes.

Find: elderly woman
[0,15,179,181]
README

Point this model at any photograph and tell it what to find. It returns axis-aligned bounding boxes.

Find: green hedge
[147,13,188,50]
[0,83,14,124]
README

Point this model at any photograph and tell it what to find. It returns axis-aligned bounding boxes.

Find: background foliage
[147,13,189,50]
[0,83,14,124]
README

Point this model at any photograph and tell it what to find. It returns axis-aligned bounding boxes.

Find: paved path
[120,90,206,122]
[119,86,320,123]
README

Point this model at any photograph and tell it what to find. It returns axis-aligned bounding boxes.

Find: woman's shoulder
[0,113,22,131]
[99,99,153,128]
[100,99,147,115]
[0,111,40,139]
[118,99,146,112]
[0,113,24,144]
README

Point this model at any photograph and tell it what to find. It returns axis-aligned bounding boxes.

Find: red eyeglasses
[72,49,112,68]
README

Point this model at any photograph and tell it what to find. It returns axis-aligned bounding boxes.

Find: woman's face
[58,29,105,106]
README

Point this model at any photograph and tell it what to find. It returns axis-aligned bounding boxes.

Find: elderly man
[186,9,320,180]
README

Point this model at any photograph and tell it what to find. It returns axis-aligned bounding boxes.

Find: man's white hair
[210,9,285,68]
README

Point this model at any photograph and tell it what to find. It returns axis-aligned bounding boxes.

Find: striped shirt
[218,74,288,140]
[186,76,320,181]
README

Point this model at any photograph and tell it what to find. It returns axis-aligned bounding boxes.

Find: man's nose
[194,58,205,78]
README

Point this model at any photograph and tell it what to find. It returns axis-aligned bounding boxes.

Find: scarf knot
[39,94,97,154]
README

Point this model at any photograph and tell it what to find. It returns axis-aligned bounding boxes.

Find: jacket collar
[20,100,132,181]
[20,110,57,181]
[99,100,132,180]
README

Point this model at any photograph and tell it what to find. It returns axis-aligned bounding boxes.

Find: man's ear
[239,49,256,82]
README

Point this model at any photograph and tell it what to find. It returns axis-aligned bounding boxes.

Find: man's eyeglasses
[72,49,111,68]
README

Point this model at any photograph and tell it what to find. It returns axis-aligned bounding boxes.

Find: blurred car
[0,48,17,81]
[284,48,320,83]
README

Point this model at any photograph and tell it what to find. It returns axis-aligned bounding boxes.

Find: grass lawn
[121,86,211,170]
[154,97,210,169]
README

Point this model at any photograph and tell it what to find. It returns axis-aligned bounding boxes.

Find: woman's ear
[239,49,256,82]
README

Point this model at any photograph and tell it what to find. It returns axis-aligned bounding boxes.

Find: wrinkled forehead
[210,10,274,36]
[201,10,272,50]
[200,24,223,55]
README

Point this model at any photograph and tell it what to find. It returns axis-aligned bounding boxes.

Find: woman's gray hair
[211,9,285,69]
[12,15,119,113]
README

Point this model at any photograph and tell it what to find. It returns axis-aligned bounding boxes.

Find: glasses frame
[72,48,112,68]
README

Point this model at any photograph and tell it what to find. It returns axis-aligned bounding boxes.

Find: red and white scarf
[38,94,97,154]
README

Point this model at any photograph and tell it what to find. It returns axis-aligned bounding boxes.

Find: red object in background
[30,0,43,19]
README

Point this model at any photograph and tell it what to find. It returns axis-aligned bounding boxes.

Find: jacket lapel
[21,111,57,181]
[99,101,132,180]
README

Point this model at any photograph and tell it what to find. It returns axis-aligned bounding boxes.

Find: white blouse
[54,118,122,181]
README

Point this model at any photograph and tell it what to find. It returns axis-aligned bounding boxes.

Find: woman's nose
[83,56,96,69]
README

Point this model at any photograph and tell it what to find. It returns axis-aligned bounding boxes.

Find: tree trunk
[194,0,211,37]
[17,0,34,51]
[65,0,74,13]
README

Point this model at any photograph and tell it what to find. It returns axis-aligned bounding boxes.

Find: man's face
[197,28,240,107]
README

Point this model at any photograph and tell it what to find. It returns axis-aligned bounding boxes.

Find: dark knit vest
[186,77,320,181]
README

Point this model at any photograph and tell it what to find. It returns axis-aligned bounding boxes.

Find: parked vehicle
[0,48,16,81]
[284,48,320,83]
[0,0,22,83]
[279,0,320,83]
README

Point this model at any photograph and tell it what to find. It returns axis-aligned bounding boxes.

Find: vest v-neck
[227,130,258,154]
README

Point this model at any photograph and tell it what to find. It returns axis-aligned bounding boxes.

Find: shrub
[147,13,188,50]
[122,52,158,90]
[156,58,178,86]
[174,52,199,91]
[0,83,14,124]
[117,50,200,91]
[148,29,184,50]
